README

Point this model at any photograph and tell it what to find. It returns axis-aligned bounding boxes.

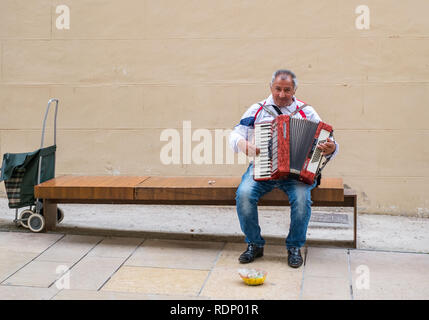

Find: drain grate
[310,212,349,224]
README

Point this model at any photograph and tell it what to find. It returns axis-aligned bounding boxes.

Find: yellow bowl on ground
[238,268,267,286]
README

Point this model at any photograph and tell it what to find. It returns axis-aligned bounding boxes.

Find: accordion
[253,115,333,184]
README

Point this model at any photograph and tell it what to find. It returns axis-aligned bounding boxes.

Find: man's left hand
[317,137,336,156]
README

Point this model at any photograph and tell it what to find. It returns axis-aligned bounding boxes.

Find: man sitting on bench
[229,69,339,268]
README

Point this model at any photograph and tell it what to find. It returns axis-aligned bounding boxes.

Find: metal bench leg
[353,195,357,249]
[43,199,57,231]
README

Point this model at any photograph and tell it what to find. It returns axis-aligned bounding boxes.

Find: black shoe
[238,244,264,263]
[287,247,303,268]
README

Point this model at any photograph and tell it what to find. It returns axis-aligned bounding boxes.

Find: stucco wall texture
[0,0,428,216]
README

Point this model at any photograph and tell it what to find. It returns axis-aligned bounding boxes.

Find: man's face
[270,76,296,107]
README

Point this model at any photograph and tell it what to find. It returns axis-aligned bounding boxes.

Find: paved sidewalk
[0,198,428,300]
[0,231,428,300]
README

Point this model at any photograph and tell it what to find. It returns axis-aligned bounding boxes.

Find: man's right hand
[237,139,260,157]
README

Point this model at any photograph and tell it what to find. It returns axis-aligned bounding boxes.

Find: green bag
[1,145,56,208]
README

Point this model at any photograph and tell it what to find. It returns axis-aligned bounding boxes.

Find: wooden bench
[34,176,357,248]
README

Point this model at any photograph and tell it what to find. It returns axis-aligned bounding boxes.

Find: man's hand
[317,137,336,156]
[238,139,260,157]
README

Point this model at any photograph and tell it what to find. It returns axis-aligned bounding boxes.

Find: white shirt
[229,94,339,159]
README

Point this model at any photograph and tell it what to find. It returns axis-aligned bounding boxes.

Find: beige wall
[0,0,428,216]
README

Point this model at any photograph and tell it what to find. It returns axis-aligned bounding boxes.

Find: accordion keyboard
[254,122,272,180]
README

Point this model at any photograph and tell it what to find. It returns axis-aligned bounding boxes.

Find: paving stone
[3,260,71,287]
[352,273,429,300]
[0,284,59,300]
[125,239,224,270]
[54,256,125,291]
[36,234,103,263]
[102,266,209,296]
[0,231,63,253]
[53,289,208,300]
[349,249,429,274]
[53,289,150,300]
[200,243,302,299]
[350,250,429,300]
[201,267,301,300]
[0,249,38,282]
[87,236,143,258]
[304,247,350,278]
[301,276,351,300]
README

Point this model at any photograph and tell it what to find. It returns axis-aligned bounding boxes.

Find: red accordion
[253,115,333,185]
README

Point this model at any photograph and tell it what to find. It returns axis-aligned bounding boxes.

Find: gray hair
[270,69,298,89]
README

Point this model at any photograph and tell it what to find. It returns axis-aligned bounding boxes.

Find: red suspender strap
[254,101,266,123]
[295,99,307,119]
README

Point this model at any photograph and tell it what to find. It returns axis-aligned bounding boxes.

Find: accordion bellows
[253,115,333,185]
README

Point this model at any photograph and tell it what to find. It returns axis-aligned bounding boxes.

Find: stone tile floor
[0,231,428,300]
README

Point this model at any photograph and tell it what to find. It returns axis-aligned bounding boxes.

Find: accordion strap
[290,103,308,117]
[271,105,283,116]
[258,102,309,118]
[258,103,279,118]
[316,130,335,178]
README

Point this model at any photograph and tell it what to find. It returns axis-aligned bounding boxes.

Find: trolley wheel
[28,214,45,233]
[19,209,34,229]
[57,208,64,224]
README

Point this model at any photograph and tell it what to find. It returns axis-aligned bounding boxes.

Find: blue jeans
[235,163,317,249]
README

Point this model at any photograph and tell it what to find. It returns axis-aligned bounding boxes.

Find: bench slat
[134,177,239,202]
[35,176,149,200]
[135,177,241,188]
[134,176,344,203]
